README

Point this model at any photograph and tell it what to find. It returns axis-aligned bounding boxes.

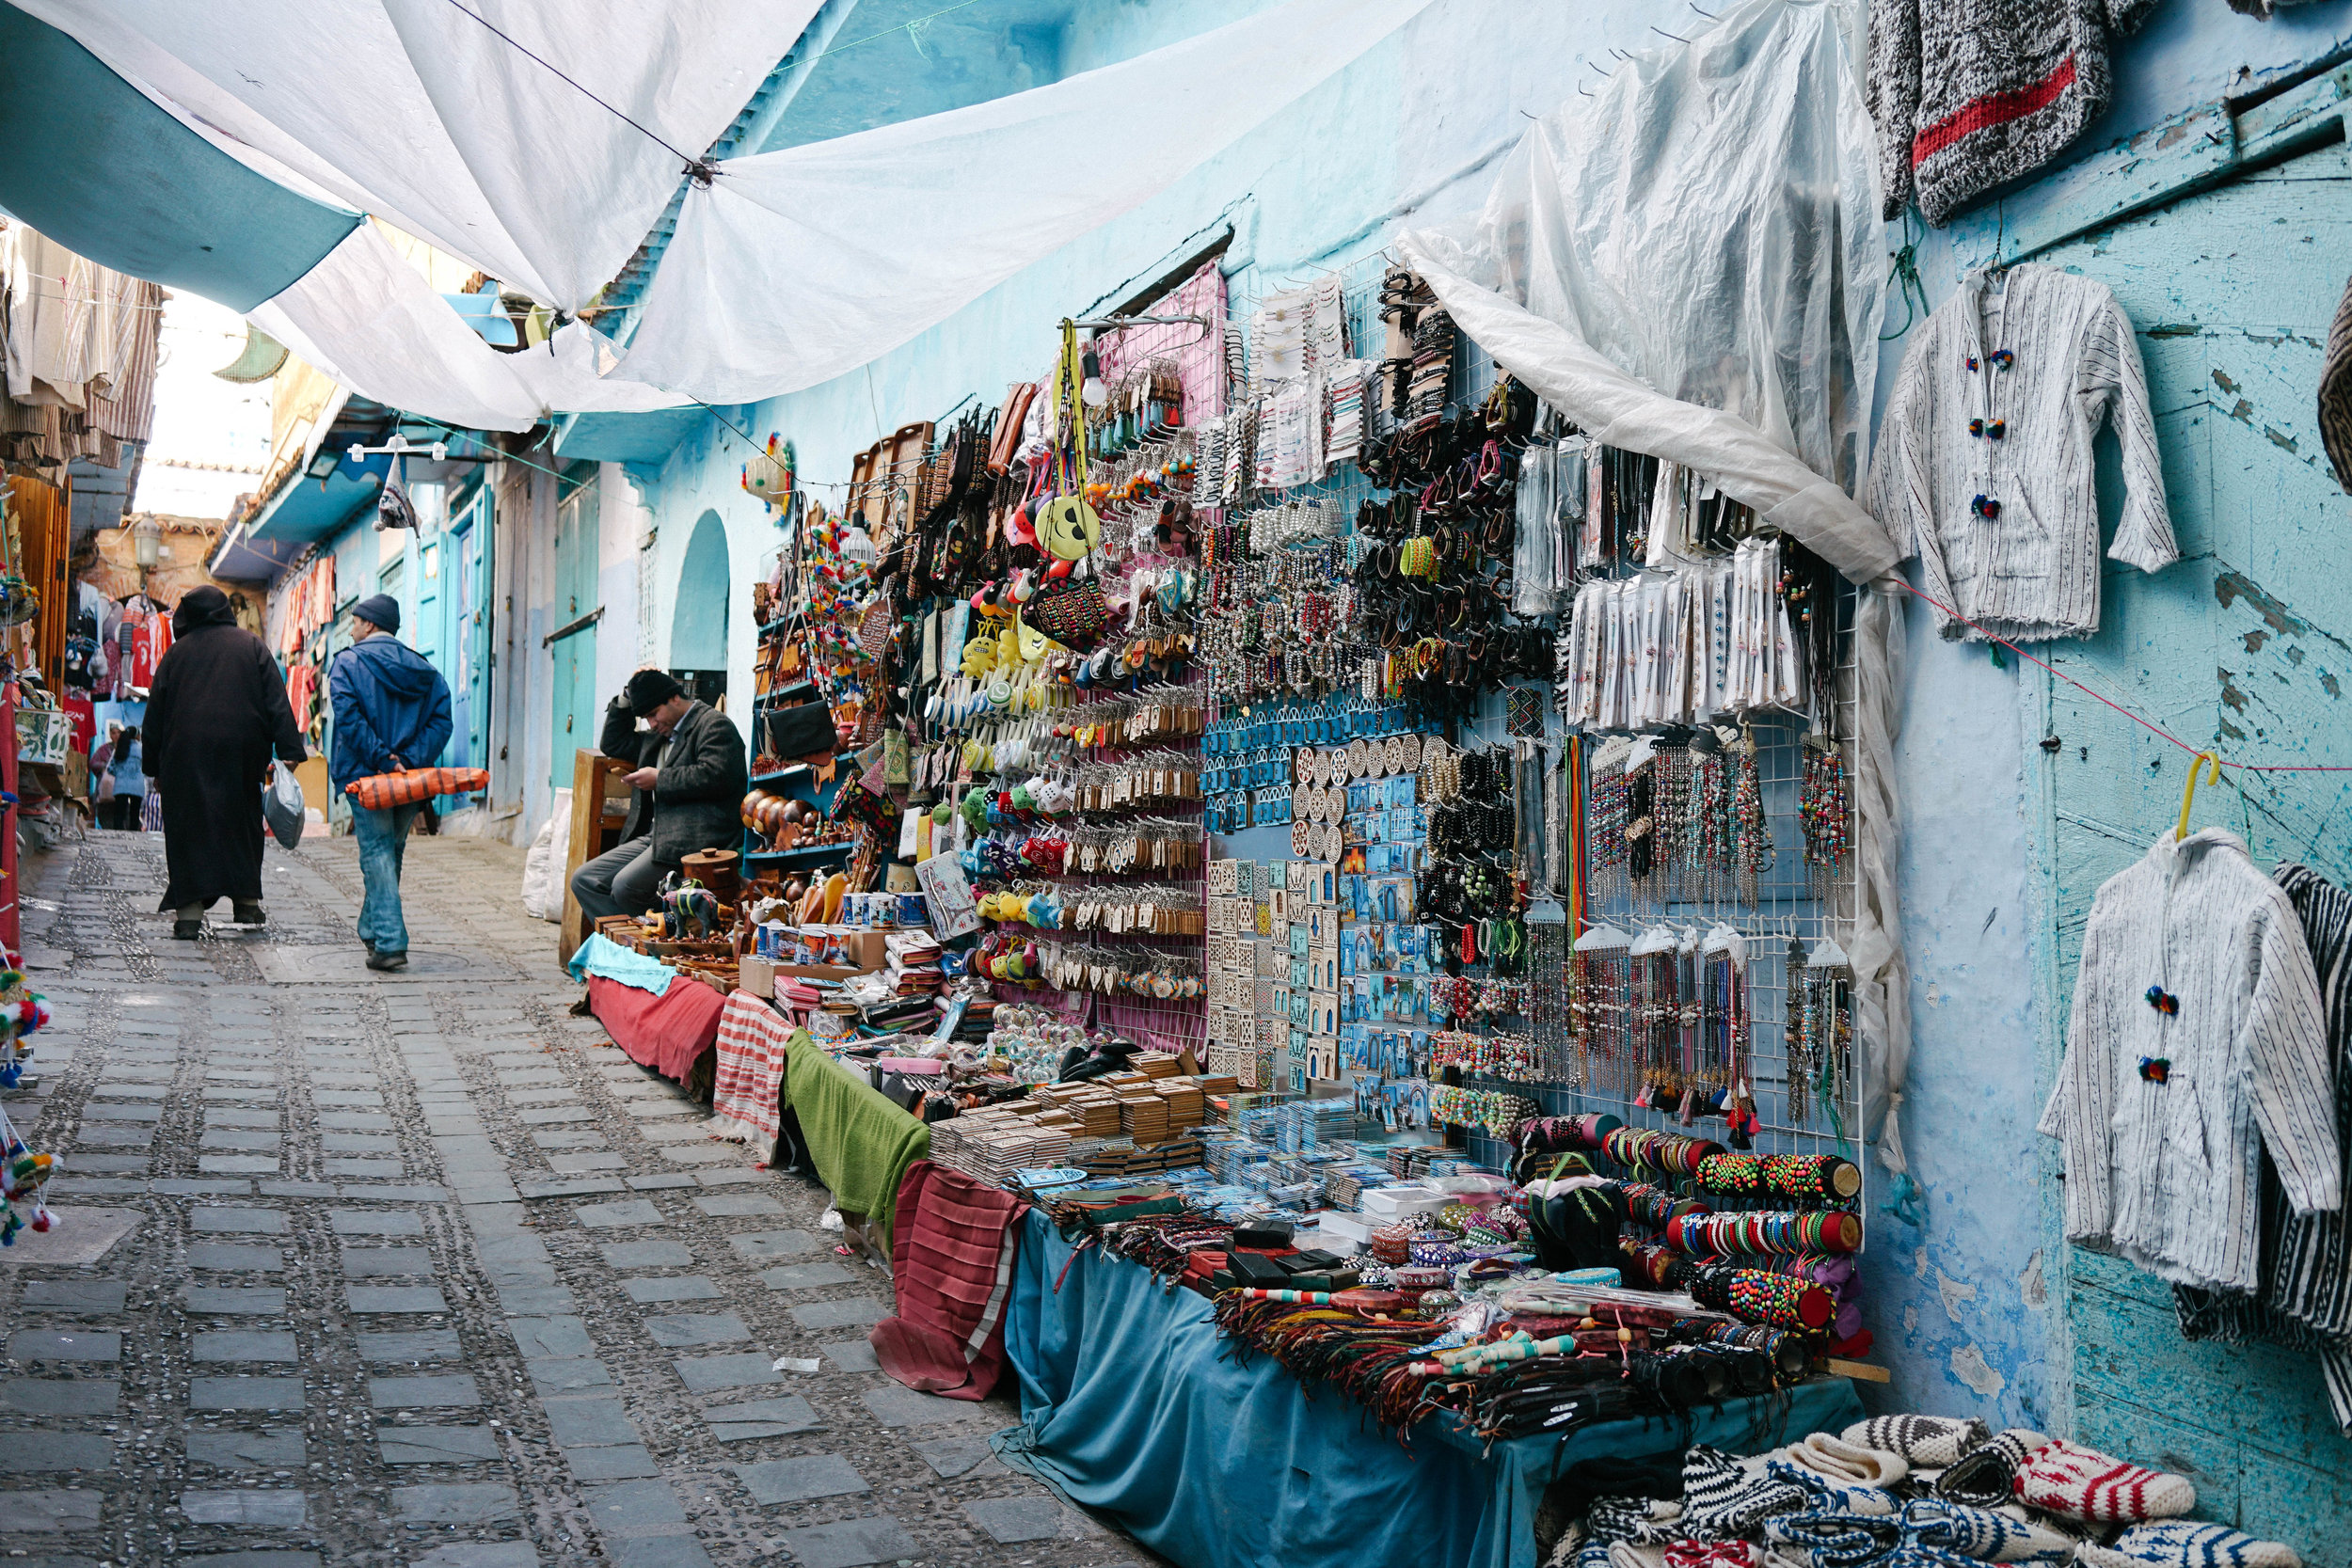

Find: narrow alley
[0,830,1135,1568]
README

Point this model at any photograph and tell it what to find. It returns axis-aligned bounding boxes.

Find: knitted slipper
[1681,1446,1810,1539]
[1934,1430,2050,1507]
[1608,1544,1670,1568]
[1664,1544,1759,1568]
[1882,1548,1995,1568]
[1545,1527,1596,1568]
[2074,1522,2300,1568]
[1900,1497,2076,1561]
[2011,1439,2196,1524]
[1844,1415,1994,1470]
[1764,1509,1904,1568]
[1785,1433,1910,1488]
[1764,1458,1900,1517]
[1589,1497,1687,1546]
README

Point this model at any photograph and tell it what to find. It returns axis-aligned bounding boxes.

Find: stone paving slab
[704,1395,823,1442]
[672,1353,780,1393]
[641,1311,750,1348]
[774,1515,921,1568]
[378,1423,503,1465]
[186,1428,307,1468]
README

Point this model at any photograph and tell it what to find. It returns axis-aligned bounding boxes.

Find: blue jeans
[352,801,423,953]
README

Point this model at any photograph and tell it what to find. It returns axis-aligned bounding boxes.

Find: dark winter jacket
[598,694,747,865]
[326,633,453,793]
[143,584,306,909]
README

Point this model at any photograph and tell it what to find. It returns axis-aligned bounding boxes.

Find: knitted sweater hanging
[2039,829,2342,1293]
[1867,0,2161,227]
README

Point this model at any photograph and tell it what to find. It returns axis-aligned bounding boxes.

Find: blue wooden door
[2010,131,2352,1549]
[412,534,443,678]
[549,467,601,787]
[441,487,492,774]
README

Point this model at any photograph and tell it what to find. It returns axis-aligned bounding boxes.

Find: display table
[777,1029,930,1244]
[586,974,726,1084]
[999,1210,1862,1568]
[712,990,796,1149]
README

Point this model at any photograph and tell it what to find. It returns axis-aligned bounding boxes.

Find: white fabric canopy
[11,0,819,310]
[620,0,1438,404]
[1400,0,1919,1184]
[250,224,687,432]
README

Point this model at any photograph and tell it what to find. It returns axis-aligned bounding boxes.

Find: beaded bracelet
[1665,1208,1861,1258]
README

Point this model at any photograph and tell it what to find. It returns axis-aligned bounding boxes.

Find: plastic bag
[520,788,571,922]
[1405,0,1882,492]
[263,762,305,849]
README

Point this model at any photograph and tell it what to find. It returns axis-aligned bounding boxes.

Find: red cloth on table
[870,1159,1028,1401]
[587,974,725,1083]
[713,990,794,1145]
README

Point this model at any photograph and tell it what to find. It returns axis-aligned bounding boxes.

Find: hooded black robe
[143,587,307,910]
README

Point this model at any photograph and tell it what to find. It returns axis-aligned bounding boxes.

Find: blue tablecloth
[998,1209,1863,1568]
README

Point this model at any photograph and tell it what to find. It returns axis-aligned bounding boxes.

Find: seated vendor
[570,669,748,923]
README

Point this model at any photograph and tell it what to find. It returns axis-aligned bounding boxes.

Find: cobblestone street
[0,828,1143,1568]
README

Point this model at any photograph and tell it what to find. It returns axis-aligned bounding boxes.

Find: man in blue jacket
[328,593,453,972]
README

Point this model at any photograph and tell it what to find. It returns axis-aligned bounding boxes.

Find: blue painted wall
[1866,0,2352,1550]
[622,0,2352,1550]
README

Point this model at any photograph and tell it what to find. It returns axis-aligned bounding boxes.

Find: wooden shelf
[748,764,814,788]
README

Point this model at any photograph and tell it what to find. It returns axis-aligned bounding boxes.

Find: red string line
[1888,578,2352,774]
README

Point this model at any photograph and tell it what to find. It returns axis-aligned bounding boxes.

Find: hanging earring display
[1801,733,1851,902]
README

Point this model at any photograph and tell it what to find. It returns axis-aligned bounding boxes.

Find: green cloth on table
[782,1029,930,1245]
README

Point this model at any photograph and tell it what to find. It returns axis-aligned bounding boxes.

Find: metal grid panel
[1220,250,1862,1240]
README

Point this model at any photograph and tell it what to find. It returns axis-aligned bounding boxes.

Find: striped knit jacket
[1867,265,2175,644]
[2175,863,2352,1433]
[2040,830,2342,1291]
[1867,0,2159,227]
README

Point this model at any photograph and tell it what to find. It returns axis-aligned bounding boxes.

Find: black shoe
[232,901,265,926]
[365,949,408,973]
[172,919,202,941]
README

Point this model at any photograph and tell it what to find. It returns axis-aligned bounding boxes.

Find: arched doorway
[670,509,731,703]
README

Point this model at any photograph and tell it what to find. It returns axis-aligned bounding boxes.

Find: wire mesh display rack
[1213,247,1866,1247]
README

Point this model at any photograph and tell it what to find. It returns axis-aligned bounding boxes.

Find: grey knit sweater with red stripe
[1868,0,2161,226]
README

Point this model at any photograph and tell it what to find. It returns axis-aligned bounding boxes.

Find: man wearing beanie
[569,667,747,926]
[328,593,453,972]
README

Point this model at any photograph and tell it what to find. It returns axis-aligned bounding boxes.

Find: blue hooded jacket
[326,634,453,793]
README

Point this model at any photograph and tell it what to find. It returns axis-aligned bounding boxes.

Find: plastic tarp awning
[619,0,1439,404]
[0,0,699,430]
[1398,0,1919,1180]
[0,1,359,311]
[8,0,823,312]
[10,0,1434,428]
[250,223,691,433]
